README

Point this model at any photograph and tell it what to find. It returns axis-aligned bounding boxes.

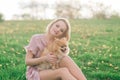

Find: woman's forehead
[55,21,67,27]
[55,20,65,24]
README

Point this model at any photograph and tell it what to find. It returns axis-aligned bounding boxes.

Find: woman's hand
[45,53,57,64]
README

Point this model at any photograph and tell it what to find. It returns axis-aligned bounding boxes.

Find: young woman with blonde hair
[25,18,87,80]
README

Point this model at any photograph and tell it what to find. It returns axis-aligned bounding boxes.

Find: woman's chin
[51,34,57,37]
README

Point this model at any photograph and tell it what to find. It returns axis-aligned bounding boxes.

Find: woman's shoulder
[31,34,45,39]
[32,34,45,40]
[31,34,47,47]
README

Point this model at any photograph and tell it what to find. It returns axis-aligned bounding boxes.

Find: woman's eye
[61,46,64,48]
[60,29,64,32]
[56,24,59,28]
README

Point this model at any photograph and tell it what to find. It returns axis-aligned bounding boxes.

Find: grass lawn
[0,18,120,80]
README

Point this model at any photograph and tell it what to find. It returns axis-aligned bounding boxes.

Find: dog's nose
[64,48,66,51]
[63,48,67,52]
[65,48,67,50]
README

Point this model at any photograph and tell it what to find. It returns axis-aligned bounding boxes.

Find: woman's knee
[58,68,69,75]
[59,55,70,67]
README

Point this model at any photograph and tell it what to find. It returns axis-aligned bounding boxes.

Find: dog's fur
[36,37,68,71]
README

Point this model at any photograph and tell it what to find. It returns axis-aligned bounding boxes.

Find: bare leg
[59,56,87,80]
[39,68,77,80]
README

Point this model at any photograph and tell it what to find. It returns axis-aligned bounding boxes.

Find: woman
[25,18,87,80]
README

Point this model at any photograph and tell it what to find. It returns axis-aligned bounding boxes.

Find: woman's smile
[54,29,58,35]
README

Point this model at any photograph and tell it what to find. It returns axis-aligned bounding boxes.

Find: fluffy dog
[36,37,68,71]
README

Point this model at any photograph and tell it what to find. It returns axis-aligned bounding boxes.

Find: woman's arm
[25,51,58,66]
[25,51,46,66]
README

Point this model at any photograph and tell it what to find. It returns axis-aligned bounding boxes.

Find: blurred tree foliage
[0,13,4,22]
[55,0,81,19]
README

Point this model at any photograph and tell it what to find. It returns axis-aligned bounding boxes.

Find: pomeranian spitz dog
[36,37,68,71]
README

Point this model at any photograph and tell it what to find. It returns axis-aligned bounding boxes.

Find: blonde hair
[46,18,71,41]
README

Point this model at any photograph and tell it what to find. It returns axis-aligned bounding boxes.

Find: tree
[91,3,109,19]
[83,2,112,19]
[55,0,81,19]
[19,0,48,20]
[19,0,39,20]
[0,13,4,22]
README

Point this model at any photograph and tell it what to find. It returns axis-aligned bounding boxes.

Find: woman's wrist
[39,56,48,62]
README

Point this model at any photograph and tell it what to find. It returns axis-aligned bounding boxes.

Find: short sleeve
[24,35,39,55]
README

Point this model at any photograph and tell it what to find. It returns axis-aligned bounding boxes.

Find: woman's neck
[45,33,55,43]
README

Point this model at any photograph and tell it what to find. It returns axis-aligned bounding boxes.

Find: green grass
[0,18,120,80]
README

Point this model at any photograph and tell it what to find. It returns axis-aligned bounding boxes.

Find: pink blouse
[24,34,48,80]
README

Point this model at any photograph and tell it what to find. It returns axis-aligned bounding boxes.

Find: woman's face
[49,20,67,37]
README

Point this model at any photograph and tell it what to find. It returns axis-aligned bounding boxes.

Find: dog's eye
[61,46,64,48]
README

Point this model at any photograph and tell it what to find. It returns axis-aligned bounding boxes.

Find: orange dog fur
[36,37,69,71]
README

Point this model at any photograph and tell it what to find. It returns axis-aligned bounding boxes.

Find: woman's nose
[56,28,60,32]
